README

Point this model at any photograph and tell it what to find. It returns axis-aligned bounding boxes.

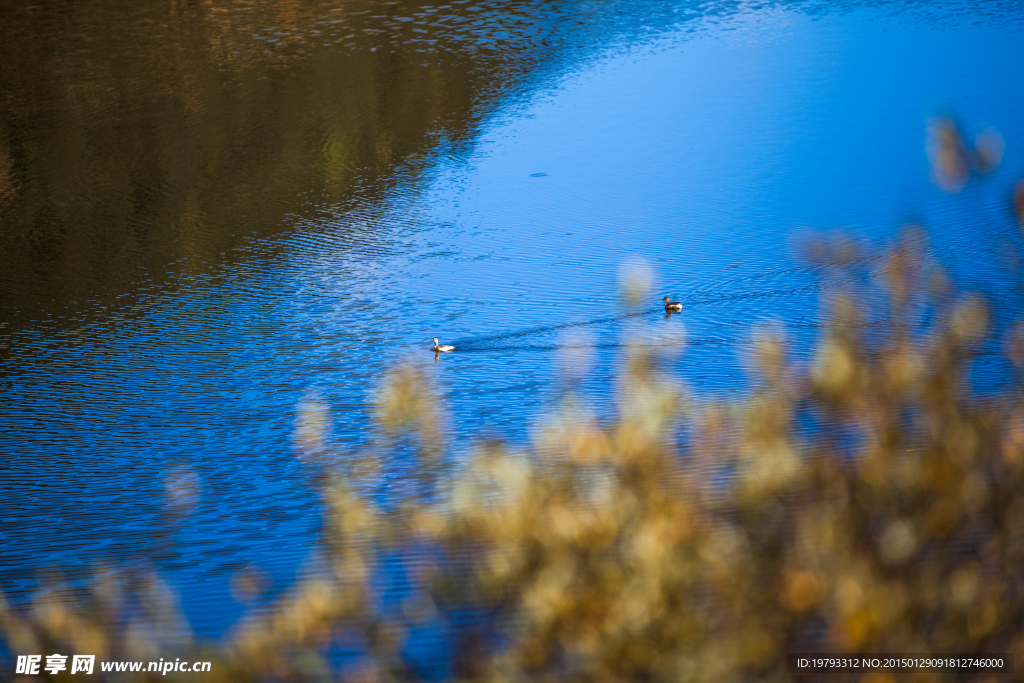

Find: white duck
[432,337,455,352]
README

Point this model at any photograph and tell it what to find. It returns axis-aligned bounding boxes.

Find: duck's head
[662,296,671,303]
[433,337,439,345]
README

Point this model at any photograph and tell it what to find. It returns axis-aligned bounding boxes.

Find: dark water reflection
[0,0,691,328]
[2,0,1024,639]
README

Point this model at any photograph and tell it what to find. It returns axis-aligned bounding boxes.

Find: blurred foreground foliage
[5,230,1024,683]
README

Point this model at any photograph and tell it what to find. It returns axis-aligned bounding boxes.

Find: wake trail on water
[452,281,831,351]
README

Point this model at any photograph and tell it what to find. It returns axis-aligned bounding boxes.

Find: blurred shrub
[5,230,1024,683]
[9,115,1024,678]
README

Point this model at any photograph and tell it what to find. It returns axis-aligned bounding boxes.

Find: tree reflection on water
[0,0,694,330]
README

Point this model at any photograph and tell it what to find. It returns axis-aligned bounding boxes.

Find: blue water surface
[2,0,1023,641]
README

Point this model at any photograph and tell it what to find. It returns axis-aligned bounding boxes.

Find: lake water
[2,0,1023,639]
